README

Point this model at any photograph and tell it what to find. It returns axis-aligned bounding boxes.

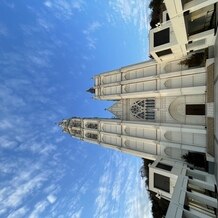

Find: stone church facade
[60,0,218,217]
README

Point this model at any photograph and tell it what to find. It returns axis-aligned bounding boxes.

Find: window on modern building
[156,163,172,171]
[154,173,170,193]
[154,28,170,47]
[186,104,205,115]
[156,49,172,57]
[85,133,98,140]
[86,123,98,129]
[131,99,155,120]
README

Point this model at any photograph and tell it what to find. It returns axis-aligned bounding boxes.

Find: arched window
[85,133,98,140]
[71,121,81,128]
[71,129,81,136]
[130,99,155,120]
[86,123,98,129]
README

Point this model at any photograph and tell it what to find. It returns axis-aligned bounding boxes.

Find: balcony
[184,5,216,37]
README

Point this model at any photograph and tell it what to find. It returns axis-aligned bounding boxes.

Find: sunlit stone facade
[60,0,218,217]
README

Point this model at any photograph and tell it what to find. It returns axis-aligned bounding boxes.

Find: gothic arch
[124,126,130,135]
[85,132,98,140]
[168,96,186,123]
[85,123,98,129]
[164,79,172,89]
[164,131,172,141]
[164,147,182,159]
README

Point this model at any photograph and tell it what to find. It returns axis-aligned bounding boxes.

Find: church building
[60,0,218,217]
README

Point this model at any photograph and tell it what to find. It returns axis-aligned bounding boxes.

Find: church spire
[86,87,95,94]
[58,119,70,133]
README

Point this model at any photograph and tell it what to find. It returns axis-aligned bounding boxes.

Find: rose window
[131,99,155,120]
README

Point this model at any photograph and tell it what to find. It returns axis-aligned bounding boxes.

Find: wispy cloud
[0,169,48,210]
[108,0,149,31]
[107,0,150,57]
[7,206,29,218]
[43,0,85,19]
[83,21,102,34]
[0,136,18,149]
[83,21,102,49]
[29,200,48,218]
[37,18,54,32]
[94,152,152,218]
[70,207,83,218]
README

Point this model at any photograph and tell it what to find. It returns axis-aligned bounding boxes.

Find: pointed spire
[58,119,70,134]
[86,87,95,94]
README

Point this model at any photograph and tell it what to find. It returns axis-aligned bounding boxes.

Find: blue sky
[0,0,152,217]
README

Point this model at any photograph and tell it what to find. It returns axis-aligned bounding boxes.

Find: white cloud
[44,1,52,8]
[94,153,152,218]
[83,21,102,50]
[94,153,122,217]
[70,207,83,218]
[83,21,101,34]
[43,0,85,19]
[108,0,148,30]
[37,18,54,31]
[0,172,48,209]
[47,194,57,204]
[0,208,6,216]
[29,200,48,218]
[107,0,150,57]
[7,207,29,218]
[0,119,13,129]
[28,54,51,68]
[0,84,26,112]
[0,136,17,149]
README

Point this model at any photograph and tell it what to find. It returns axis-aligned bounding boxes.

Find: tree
[141,158,169,217]
[182,152,206,168]
[179,52,205,67]
[149,0,164,29]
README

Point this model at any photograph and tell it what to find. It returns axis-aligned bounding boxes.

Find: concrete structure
[60,0,218,217]
[150,157,217,217]
[150,0,217,63]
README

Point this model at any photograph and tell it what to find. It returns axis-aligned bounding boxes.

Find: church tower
[59,55,212,161]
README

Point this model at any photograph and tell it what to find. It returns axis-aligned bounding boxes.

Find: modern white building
[150,0,217,63]
[149,157,217,217]
[60,0,218,217]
